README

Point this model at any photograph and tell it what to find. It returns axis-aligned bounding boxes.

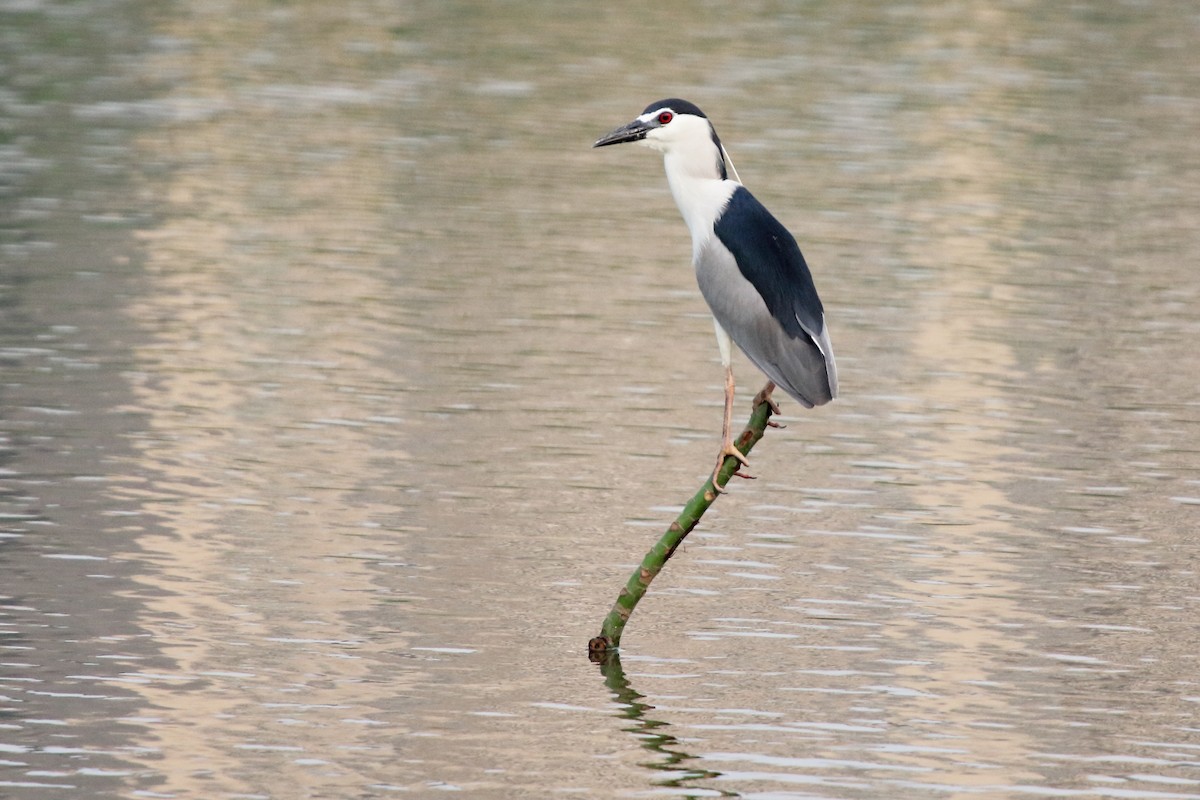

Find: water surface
[3,1,1200,798]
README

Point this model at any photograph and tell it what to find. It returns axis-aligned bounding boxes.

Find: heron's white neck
[662,151,739,258]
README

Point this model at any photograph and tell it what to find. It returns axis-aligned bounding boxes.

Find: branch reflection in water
[594,651,740,798]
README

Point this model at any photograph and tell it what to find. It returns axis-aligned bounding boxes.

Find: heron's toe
[719,441,750,466]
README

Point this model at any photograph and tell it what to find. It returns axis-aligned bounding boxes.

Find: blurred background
[2,1,1199,797]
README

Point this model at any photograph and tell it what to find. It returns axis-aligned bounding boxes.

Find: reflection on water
[2,0,1200,797]
[596,651,733,796]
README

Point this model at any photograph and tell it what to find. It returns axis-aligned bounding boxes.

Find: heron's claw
[710,464,731,493]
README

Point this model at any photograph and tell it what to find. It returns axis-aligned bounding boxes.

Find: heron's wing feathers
[713,187,827,352]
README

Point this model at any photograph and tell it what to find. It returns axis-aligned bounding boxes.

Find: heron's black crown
[642,98,707,118]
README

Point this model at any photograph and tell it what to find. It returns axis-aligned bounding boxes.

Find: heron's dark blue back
[713,186,825,343]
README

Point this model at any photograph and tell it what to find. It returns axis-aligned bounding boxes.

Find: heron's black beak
[594,118,651,148]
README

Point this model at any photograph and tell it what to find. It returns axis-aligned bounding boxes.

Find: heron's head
[594,98,728,180]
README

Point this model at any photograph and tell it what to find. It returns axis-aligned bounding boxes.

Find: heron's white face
[636,108,716,155]
[640,108,727,183]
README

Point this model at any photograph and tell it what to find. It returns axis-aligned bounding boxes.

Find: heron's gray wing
[713,187,824,341]
[705,185,840,400]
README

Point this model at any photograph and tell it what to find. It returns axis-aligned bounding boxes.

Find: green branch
[588,397,776,659]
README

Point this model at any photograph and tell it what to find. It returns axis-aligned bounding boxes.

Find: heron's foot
[710,442,751,493]
[753,383,782,416]
[754,382,785,429]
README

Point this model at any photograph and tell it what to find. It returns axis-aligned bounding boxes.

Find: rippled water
[3,1,1200,798]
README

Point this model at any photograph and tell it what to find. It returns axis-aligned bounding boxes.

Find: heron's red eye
[658,111,674,125]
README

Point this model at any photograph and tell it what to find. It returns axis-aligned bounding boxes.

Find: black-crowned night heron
[595,98,837,491]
